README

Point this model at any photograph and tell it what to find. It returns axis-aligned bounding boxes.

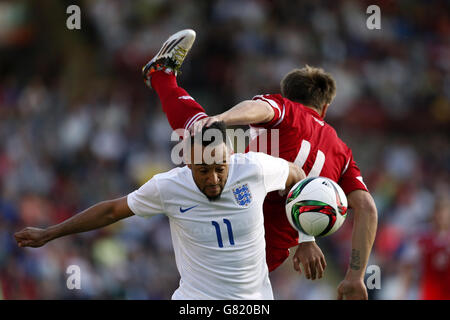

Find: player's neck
[305,105,324,118]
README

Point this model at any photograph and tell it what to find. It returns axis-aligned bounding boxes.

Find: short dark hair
[280,65,336,111]
[190,121,227,147]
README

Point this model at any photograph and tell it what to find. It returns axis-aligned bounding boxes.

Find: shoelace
[172,47,187,69]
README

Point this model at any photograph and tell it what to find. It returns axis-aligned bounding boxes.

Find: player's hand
[14,227,50,248]
[337,276,368,300]
[293,242,326,280]
[190,115,222,136]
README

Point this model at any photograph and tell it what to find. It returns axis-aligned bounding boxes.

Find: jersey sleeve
[338,150,369,195]
[251,94,286,128]
[248,152,290,193]
[127,178,165,218]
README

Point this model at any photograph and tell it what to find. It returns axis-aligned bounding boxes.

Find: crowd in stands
[0,0,448,299]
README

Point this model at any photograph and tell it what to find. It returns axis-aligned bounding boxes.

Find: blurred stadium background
[0,0,448,299]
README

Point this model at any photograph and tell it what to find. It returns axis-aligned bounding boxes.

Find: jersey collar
[303,106,323,120]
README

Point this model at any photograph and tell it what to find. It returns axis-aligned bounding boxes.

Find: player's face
[433,205,450,231]
[189,144,230,201]
[192,163,229,200]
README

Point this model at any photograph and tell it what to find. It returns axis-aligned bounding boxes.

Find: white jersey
[127,152,289,300]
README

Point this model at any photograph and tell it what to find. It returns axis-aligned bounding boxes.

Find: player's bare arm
[14,196,134,248]
[191,100,274,134]
[337,189,378,300]
[284,162,306,193]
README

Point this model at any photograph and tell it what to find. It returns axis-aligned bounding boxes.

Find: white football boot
[142,29,196,89]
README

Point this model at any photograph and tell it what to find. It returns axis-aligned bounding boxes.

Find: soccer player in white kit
[14,122,306,299]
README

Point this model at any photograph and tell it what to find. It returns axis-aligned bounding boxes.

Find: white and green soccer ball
[285,177,348,237]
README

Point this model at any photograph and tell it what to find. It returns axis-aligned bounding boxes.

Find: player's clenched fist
[14,227,49,248]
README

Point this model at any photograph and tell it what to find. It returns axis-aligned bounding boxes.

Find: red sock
[151,70,208,131]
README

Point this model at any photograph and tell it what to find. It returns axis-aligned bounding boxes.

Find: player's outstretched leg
[142,29,207,131]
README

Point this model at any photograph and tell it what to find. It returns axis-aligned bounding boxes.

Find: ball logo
[232,184,252,207]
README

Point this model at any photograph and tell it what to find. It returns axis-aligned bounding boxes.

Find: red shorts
[266,246,290,272]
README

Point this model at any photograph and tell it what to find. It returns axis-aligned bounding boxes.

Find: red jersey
[248,94,368,271]
[416,232,450,300]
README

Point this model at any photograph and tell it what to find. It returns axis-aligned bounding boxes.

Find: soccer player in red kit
[142,29,378,299]
[399,198,450,299]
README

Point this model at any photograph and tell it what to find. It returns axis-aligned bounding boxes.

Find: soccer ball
[285,177,348,237]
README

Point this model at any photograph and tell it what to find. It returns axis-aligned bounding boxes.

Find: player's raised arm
[14,196,134,248]
[191,100,275,134]
[219,100,275,126]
